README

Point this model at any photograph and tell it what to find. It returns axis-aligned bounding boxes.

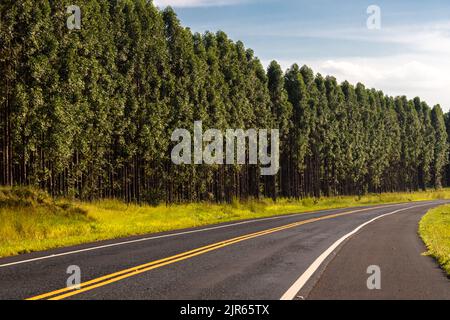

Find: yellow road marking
[27,204,398,300]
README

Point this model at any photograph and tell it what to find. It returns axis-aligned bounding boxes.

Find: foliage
[0,1,449,204]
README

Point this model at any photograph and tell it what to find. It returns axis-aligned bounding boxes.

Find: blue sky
[154,0,450,110]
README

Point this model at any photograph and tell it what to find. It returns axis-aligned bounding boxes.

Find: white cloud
[261,22,450,111]
[336,22,450,56]
[267,54,450,111]
[153,0,244,8]
[247,21,450,53]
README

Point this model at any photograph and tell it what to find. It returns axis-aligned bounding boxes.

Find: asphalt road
[0,201,448,300]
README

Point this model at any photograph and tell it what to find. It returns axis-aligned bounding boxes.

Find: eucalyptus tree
[284,64,310,197]
[267,61,292,198]
[431,105,448,188]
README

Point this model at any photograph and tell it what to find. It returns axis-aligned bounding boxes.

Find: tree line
[1,0,449,204]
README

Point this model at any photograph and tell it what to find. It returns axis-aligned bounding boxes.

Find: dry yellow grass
[1,186,450,258]
[419,205,450,275]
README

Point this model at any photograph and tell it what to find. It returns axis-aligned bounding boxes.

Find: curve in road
[0,201,448,300]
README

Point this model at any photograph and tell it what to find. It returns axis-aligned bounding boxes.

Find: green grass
[1,186,450,258]
[419,205,450,275]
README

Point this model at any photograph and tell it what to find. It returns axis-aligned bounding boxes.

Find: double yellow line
[27,204,397,300]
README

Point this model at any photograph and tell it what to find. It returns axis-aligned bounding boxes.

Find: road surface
[0,201,449,300]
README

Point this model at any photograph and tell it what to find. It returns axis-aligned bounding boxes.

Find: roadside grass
[419,205,450,275]
[1,186,450,258]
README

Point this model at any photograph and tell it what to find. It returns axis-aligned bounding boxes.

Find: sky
[154,0,450,111]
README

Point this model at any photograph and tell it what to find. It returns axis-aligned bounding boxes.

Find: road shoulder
[304,205,450,300]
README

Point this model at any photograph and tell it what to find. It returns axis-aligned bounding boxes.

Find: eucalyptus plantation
[0,1,448,204]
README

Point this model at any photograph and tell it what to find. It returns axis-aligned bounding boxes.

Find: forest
[0,0,449,204]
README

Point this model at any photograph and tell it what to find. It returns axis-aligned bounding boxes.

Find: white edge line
[0,202,419,268]
[280,203,435,300]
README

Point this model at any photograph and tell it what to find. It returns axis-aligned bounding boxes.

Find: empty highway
[0,201,449,300]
